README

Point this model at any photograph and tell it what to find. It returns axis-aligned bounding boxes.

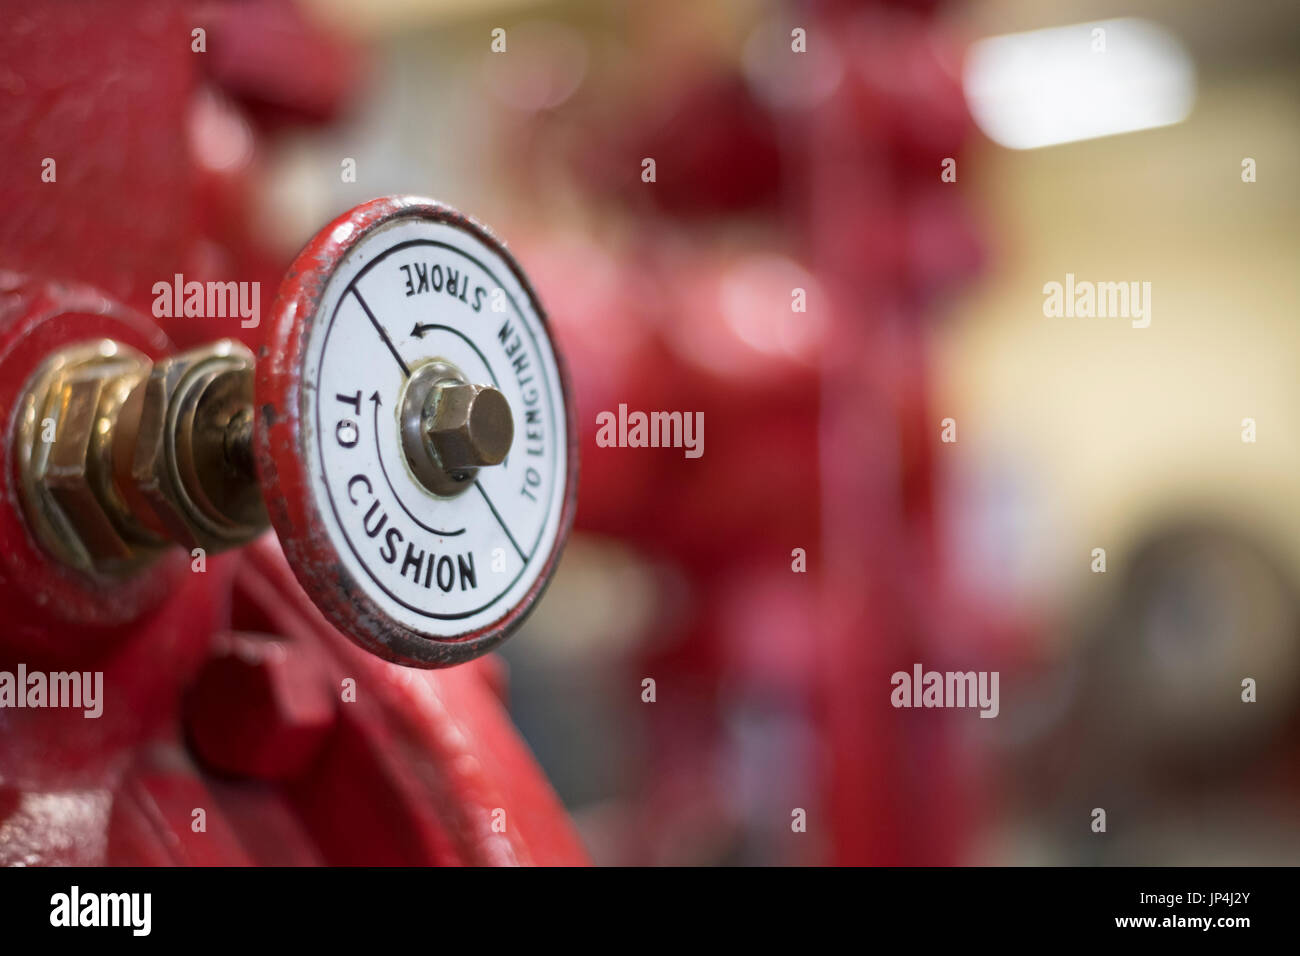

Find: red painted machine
[0,0,585,866]
[1,0,990,867]
[500,0,992,863]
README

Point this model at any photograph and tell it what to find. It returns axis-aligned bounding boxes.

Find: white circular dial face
[301,215,568,639]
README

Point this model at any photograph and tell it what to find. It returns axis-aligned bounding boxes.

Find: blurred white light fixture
[963,18,1195,150]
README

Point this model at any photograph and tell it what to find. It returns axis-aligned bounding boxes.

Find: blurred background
[243,0,1298,864]
[12,0,1296,865]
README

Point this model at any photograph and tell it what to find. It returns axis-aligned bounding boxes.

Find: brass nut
[16,339,268,576]
[123,339,266,553]
[16,341,165,573]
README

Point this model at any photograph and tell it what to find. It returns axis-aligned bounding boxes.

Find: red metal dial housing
[255,196,579,668]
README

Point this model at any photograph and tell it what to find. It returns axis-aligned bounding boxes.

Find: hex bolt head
[184,632,337,782]
[44,371,135,563]
[15,340,164,573]
[425,383,514,471]
[16,339,266,575]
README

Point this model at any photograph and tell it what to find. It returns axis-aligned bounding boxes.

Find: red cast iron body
[0,0,586,865]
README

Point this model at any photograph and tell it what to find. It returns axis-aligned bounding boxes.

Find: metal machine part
[257,196,578,668]
[15,340,159,573]
[0,3,586,870]
[15,339,264,574]
[9,197,577,669]
[398,358,515,497]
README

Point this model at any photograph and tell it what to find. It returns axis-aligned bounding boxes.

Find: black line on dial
[475,481,527,563]
[352,287,411,377]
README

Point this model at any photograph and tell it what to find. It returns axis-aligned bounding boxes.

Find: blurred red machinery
[1,0,996,867]
[0,0,585,865]
[506,0,991,863]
